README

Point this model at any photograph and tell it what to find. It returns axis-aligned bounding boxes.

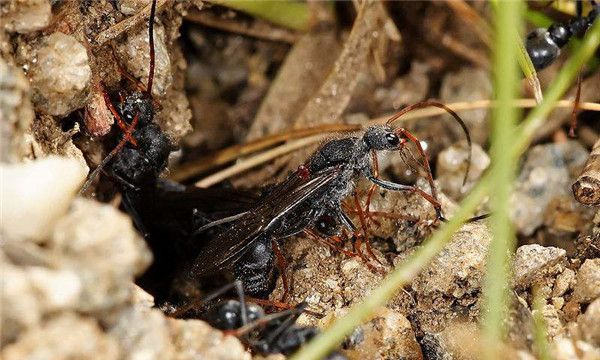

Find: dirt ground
[2,1,600,359]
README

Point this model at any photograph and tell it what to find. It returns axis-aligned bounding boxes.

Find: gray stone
[437,142,490,200]
[28,32,91,116]
[412,222,491,332]
[512,244,567,289]
[574,259,600,303]
[510,141,588,236]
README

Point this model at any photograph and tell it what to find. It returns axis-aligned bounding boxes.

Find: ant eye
[386,133,400,146]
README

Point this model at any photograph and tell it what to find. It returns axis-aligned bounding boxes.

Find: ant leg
[100,83,138,146]
[271,240,289,302]
[110,171,141,192]
[260,303,306,348]
[351,195,384,266]
[80,113,140,194]
[233,302,308,346]
[396,128,439,201]
[242,297,323,318]
[367,174,446,222]
[363,150,381,225]
[170,280,246,319]
[304,229,357,258]
[569,68,583,137]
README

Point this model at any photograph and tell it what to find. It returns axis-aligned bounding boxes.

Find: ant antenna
[386,101,473,188]
[146,0,157,96]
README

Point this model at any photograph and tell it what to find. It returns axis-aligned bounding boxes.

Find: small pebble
[1,0,51,33]
[440,67,492,144]
[1,313,121,360]
[574,259,600,303]
[114,21,172,97]
[437,141,490,200]
[412,222,491,332]
[510,141,588,236]
[28,32,91,116]
[512,244,566,289]
[0,156,87,243]
[340,308,422,360]
[579,298,600,346]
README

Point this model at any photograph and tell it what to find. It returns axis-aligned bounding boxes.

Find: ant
[525,0,598,135]
[183,101,481,300]
[80,0,173,194]
[171,281,347,359]
[525,0,599,70]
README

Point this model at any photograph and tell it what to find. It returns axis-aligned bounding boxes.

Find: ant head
[119,92,154,126]
[363,126,405,151]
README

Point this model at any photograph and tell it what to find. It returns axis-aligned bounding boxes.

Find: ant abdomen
[525,2,599,71]
[526,28,561,70]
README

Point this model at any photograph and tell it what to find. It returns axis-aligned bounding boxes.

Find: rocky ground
[2,1,600,360]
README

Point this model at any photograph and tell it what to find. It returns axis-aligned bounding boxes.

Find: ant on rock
[181,101,484,302]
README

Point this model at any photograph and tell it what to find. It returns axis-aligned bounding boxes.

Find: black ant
[170,281,346,359]
[525,0,598,135]
[181,101,483,301]
[80,0,173,194]
[526,0,598,70]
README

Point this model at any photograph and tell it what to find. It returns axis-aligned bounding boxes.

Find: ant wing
[124,180,262,301]
[188,166,342,278]
[122,179,259,240]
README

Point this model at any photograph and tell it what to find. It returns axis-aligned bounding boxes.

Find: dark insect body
[178,102,476,301]
[80,0,173,194]
[526,1,599,70]
[524,0,599,136]
[197,282,346,359]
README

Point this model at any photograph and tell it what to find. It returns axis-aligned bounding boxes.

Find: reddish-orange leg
[304,229,357,258]
[396,128,438,203]
[80,113,140,194]
[569,72,582,138]
[101,83,138,147]
[243,297,322,318]
[362,150,382,226]
[353,194,384,266]
[271,240,289,302]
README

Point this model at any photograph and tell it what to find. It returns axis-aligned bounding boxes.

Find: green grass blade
[211,0,311,32]
[532,286,552,360]
[482,1,523,357]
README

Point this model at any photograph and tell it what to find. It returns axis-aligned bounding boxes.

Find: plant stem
[482,1,522,357]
